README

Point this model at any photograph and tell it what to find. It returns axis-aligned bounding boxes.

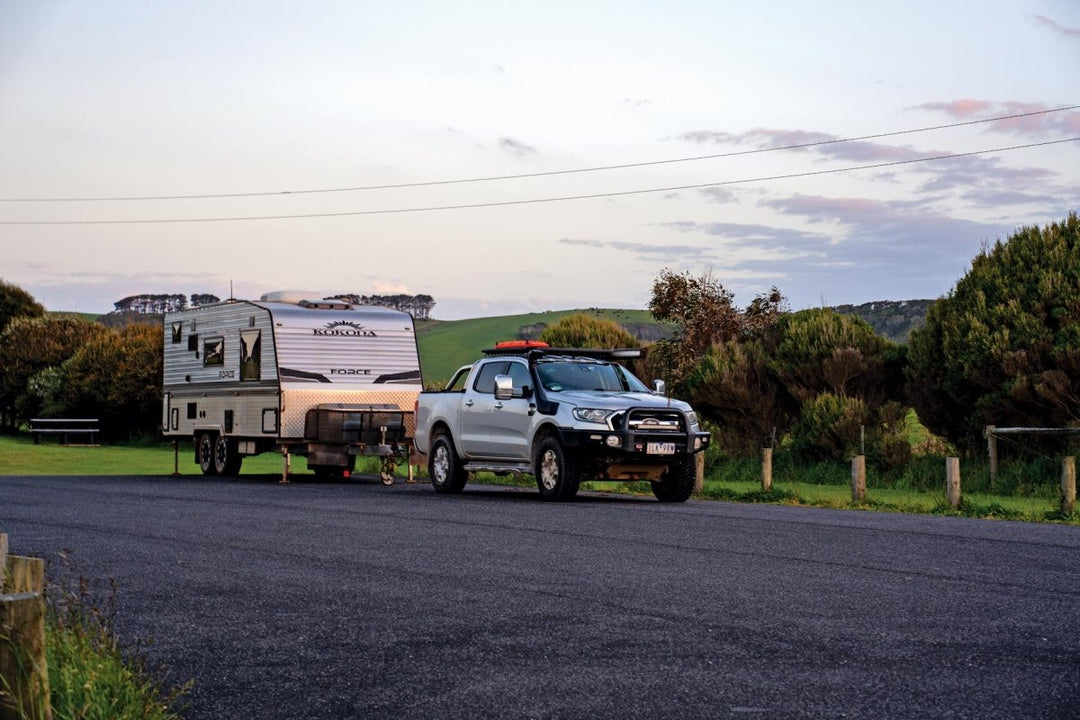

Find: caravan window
[171,322,182,344]
[203,337,224,366]
[240,330,261,381]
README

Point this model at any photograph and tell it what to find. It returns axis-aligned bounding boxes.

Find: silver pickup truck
[413,343,710,502]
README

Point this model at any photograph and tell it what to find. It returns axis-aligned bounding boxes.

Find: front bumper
[557,427,710,458]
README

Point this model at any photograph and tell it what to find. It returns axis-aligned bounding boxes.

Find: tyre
[534,436,581,501]
[429,433,468,493]
[652,455,696,503]
[213,435,243,476]
[197,433,215,475]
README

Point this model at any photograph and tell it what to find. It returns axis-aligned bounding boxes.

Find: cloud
[559,238,604,248]
[676,128,835,149]
[674,108,1076,212]
[1032,14,1080,39]
[499,136,537,157]
[913,99,1080,137]
[697,187,738,204]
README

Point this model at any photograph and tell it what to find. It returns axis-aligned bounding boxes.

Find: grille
[626,409,684,433]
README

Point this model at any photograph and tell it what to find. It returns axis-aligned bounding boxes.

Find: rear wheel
[429,433,468,493]
[652,455,696,503]
[213,435,243,476]
[534,436,581,501]
[197,433,215,475]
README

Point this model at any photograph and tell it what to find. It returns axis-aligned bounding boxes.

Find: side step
[462,461,533,476]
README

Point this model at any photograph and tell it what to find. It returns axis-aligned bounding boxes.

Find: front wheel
[534,436,581,501]
[652,455,696,503]
[429,433,468,493]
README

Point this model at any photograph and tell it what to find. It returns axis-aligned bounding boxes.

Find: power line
[1,105,1076,203]
[3,137,1075,225]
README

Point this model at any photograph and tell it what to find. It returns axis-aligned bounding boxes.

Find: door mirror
[494,374,514,401]
[653,379,667,395]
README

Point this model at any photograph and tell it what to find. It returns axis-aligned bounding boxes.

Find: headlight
[573,408,614,424]
[686,411,698,426]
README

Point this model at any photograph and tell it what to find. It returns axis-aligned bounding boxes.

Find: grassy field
[6,435,1073,524]
[416,308,664,385]
[0,434,386,478]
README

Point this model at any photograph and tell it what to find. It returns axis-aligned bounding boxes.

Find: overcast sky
[1,1,1077,320]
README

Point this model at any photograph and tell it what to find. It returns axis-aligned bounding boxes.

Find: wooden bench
[30,418,99,445]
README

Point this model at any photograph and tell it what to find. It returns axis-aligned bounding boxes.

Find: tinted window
[240,330,261,380]
[203,337,224,366]
[508,361,531,390]
[473,361,509,394]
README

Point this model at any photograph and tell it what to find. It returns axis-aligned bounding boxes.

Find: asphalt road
[2,474,1079,719]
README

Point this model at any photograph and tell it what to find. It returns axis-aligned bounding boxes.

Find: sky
[1,1,1077,320]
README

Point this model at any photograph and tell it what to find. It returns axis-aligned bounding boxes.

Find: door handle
[494,402,504,409]
[464,399,474,407]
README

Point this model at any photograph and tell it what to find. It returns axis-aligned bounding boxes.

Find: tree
[646,268,785,389]
[907,213,1080,449]
[0,315,108,430]
[0,279,45,334]
[683,307,908,462]
[684,338,795,455]
[62,323,163,439]
[538,314,639,349]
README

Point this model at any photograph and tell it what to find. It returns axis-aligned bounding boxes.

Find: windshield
[535,360,650,393]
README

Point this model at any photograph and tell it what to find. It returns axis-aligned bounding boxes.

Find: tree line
[1,212,1076,450]
[533,212,1080,467]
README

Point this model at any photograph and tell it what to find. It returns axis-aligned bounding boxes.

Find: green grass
[43,573,191,720]
[0,434,386,477]
[1,434,1075,523]
[416,308,665,385]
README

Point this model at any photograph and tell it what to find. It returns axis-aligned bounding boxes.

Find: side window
[203,337,224,367]
[240,330,261,381]
[472,361,509,394]
[508,362,531,391]
[171,322,182,344]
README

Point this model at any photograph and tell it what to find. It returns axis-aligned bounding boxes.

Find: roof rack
[481,345,645,360]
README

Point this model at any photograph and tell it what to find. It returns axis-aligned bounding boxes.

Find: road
[2,474,1078,719]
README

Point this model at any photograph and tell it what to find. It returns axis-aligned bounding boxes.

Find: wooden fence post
[1,551,51,720]
[694,452,705,494]
[761,447,773,492]
[946,457,962,509]
[851,455,866,503]
[985,426,998,487]
[1061,456,1076,515]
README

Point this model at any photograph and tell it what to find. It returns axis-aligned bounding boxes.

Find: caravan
[162,292,423,481]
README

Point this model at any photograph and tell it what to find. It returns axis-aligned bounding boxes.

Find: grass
[0,434,381,477]
[42,571,191,720]
[1,434,1075,523]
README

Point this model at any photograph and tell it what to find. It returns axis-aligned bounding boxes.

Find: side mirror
[653,379,667,395]
[494,374,514,401]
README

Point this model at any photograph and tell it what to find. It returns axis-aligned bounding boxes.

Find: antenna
[230,280,234,300]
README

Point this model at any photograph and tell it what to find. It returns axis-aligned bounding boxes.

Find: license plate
[646,442,676,455]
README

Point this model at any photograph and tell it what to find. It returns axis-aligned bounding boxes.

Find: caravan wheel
[197,433,215,475]
[213,435,243,476]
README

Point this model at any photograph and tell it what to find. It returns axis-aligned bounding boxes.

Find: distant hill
[828,299,935,343]
[415,308,674,384]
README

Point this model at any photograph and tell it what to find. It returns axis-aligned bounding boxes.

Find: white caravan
[162,292,423,480]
